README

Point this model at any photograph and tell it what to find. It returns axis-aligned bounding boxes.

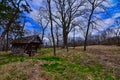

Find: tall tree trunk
[56,35,59,47]
[63,29,69,52]
[73,27,75,49]
[6,31,9,52]
[42,30,45,42]
[63,30,67,48]
[47,0,56,56]
[56,26,59,47]
[84,22,90,51]
[0,31,7,43]
[84,5,94,51]
[117,37,119,46]
[3,38,5,51]
[66,35,69,52]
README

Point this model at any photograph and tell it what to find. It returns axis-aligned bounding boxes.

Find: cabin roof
[12,35,42,44]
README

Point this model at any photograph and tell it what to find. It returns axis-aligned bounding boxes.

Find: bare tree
[73,27,76,49]
[84,0,106,51]
[47,33,53,47]
[114,20,120,45]
[47,0,56,56]
[52,0,85,51]
[54,25,60,47]
[37,7,49,41]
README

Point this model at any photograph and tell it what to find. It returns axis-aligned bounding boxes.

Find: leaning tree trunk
[84,21,91,51]
[0,11,18,43]
[84,5,94,51]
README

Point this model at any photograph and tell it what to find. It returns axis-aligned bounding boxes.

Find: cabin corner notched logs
[11,35,42,56]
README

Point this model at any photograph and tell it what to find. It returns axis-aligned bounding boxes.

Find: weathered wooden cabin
[11,35,42,56]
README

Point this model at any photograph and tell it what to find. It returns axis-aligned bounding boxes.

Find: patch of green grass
[0,47,118,80]
[0,48,59,66]
[42,62,65,73]
[105,74,114,80]
[41,55,115,80]
[41,56,64,61]
[0,54,29,66]
[4,76,12,80]
[37,48,53,55]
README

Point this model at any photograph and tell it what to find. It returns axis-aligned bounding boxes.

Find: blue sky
[24,16,41,31]
[24,0,120,36]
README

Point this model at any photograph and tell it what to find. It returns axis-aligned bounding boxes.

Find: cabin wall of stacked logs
[11,43,27,54]
[11,43,39,56]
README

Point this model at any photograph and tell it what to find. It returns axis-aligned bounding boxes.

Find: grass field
[0,45,120,80]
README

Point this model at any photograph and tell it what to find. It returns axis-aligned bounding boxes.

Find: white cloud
[28,0,44,21]
[27,0,118,38]
[90,17,114,35]
[68,26,85,38]
[29,0,43,9]
[113,13,120,18]
[102,0,113,7]
[25,22,32,27]
[104,18,114,25]
[29,8,39,21]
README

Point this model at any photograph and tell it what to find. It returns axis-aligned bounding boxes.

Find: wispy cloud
[25,0,120,37]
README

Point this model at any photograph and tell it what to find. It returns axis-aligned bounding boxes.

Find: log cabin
[11,35,42,56]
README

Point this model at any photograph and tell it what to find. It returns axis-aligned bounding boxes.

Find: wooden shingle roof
[12,35,42,44]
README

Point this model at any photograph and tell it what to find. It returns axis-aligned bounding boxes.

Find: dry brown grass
[56,45,120,79]
[0,60,51,80]
[86,45,120,67]
[87,45,120,77]
[0,45,120,80]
